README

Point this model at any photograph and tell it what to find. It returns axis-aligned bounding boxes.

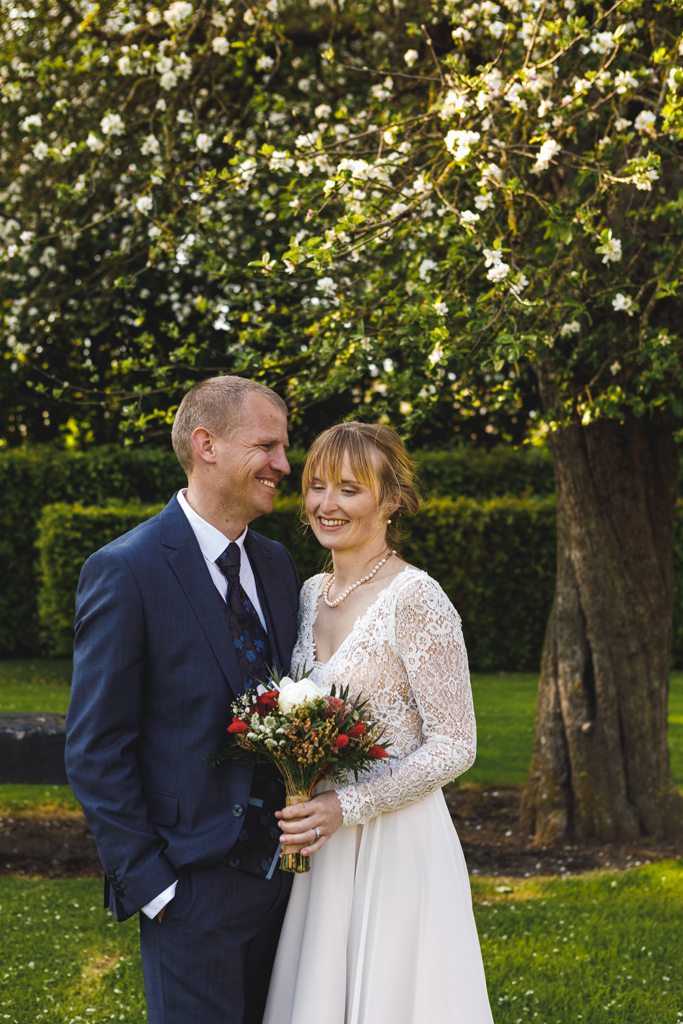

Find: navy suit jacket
[65,495,300,922]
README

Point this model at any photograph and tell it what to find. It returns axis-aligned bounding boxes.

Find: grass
[0,864,682,1023]
[1,661,682,806]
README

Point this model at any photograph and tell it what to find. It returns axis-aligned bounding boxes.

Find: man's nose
[271,444,290,477]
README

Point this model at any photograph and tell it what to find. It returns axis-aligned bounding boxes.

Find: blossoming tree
[2,0,683,840]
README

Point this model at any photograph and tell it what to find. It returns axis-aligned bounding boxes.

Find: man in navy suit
[65,376,299,1024]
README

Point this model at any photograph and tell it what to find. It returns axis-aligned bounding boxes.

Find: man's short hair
[171,376,288,475]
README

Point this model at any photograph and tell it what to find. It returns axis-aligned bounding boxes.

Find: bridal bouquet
[209,668,390,873]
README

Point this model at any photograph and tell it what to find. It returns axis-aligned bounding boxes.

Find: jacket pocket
[144,789,179,827]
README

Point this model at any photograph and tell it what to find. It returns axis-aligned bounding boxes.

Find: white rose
[277,678,320,714]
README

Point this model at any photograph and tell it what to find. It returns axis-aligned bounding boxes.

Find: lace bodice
[292,567,476,827]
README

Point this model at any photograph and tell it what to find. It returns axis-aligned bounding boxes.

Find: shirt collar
[176,489,248,563]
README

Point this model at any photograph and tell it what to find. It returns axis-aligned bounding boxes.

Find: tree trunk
[520,390,683,843]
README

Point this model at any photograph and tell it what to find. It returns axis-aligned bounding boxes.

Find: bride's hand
[276,790,343,856]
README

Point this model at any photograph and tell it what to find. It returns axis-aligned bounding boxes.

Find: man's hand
[275,790,343,856]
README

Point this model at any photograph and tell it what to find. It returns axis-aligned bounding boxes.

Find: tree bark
[521,380,683,843]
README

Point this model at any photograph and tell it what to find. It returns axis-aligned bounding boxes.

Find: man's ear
[190,427,218,466]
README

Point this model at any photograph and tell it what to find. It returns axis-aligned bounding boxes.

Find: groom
[65,376,299,1024]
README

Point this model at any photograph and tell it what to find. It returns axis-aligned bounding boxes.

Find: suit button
[232,804,244,817]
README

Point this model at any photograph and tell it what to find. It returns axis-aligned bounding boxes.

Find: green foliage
[413,445,554,498]
[36,493,558,669]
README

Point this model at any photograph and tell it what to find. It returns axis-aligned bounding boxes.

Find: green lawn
[0,864,682,1023]
[1,661,682,809]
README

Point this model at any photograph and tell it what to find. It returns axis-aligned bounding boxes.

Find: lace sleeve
[336,577,477,826]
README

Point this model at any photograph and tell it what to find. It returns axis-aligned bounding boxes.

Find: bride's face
[305,453,386,553]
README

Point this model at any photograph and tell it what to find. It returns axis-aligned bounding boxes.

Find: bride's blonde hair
[301,422,420,548]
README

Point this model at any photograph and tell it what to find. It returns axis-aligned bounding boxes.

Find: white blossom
[212,37,230,54]
[243,7,258,24]
[633,166,659,190]
[33,141,49,159]
[560,320,581,336]
[478,162,503,187]
[610,360,621,375]
[370,77,393,102]
[612,293,634,315]
[434,302,448,316]
[177,108,193,124]
[532,138,561,173]
[474,192,494,211]
[269,149,294,172]
[20,114,42,131]
[157,56,173,73]
[404,49,418,67]
[295,131,319,150]
[196,133,213,153]
[101,113,125,136]
[314,103,332,119]
[460,210,480,224]
[658,331,672,346]
[440,89,470,120]
[389,201,409,217]
[614,116,632,131]
[634,110,656,136]
[164,1,193,29]
[489,20,506,37]
[141,134,161,155]
[86,132,104,152]
[296,159,314,176]
[256,54,275,71]
[383,358,394,373]
[445,129,480,161]
[418,258,437,281]
[596,237,622,264]
[160,70,178,90]
[615,71,638,94]
[147,9,162,24]
[148,224,163,238]
[316,277,336,297]
[135,195,154,213]
[117,55,132,74]
[589,30,614,54]
[487,261,510,282]
[237,158,258,184]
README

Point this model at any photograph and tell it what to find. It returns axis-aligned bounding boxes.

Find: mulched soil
[1,787,681,879]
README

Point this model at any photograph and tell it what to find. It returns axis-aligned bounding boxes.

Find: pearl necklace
[322,551,397,608]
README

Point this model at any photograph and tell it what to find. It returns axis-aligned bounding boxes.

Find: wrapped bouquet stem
[209,667,390,873]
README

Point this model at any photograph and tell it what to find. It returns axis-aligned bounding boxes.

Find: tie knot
[217,542,241,579]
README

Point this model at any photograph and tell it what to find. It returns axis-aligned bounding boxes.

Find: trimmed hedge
[0,442,554,656]
[37,495,558,670]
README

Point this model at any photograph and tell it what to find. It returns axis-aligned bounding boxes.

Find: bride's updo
[302,422,421,548]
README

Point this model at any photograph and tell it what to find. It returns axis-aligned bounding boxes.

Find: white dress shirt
[141,489,267,920]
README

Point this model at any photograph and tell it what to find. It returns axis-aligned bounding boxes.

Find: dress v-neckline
[310,566,416,667]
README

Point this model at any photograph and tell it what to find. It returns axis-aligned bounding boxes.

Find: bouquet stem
[280,790,311,874]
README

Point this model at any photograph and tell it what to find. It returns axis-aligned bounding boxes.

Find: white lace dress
[263,567,494,1024]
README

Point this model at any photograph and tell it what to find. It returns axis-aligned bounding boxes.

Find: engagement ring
[313,827,321,841]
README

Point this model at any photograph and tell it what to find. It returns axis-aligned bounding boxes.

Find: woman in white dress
[265,422,493,1024]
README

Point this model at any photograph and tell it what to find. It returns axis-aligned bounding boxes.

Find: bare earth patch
[1,786,681,878]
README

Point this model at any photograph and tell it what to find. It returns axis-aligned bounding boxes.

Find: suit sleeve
[65,547,177,920]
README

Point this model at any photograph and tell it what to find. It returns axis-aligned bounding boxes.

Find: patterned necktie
[215,541,284,878]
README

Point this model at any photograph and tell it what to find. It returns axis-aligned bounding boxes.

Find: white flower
[418,258,437,281]
[316,277,336,297]
[177,108,192,124]
[560,320,581,337]
[269,149,293,172]
[148,224,163,238]
[511,272,529,293]
[255,54,275,72]
[238,157,258,184]
[160,70,177,90]
[196,133,213,153]
[33,141,49,159]
[478,162,503,187]
[295,131,319,150]
[117,55,132,74]
[156,98,167,111]
[634,110,656,136]
[135,195,154,213]
[487,261,510,282]
[489,20,506,37]
[614,116,632,131]
[633,166,659,190]
[141,134,161,155]
[612,293,634,315]
[157,56,173,73]
[404,49,418,67]
[483,247,504,267]
[596,237,622,264]
[20,113,42,131]
[101,113,125,136]
[212,37,229,55]
[389,201,409,218]
[20,231,34,244]
[296,159,313,176]
[86,132,104,152]
[460,210,480,224]
[383,358,394,373]
[610,360,621,375]
[615,71,638,94]
[532,138,561,174]
[658,331,671,346]
[164,1,193,29]
[538,98,552,118]
[278,678,320,713]
[243,7,258,25]
[445,129,480,161]
[429,345,444,364]
[474,191,494,211]
[314,103,332,119]
[370,77,393,103]
[589,30,614,54]
[147,9,162,24]
[434,301,448,316]
[440,88,470,120]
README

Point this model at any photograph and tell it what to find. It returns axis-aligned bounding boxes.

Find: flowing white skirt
[263,787,494,1024]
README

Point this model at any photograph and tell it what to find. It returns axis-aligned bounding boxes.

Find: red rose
[348,722,366,739]
[369,744,388,758]
[256,692,279,715]
[335,734,350,749]
[227,719,249,734]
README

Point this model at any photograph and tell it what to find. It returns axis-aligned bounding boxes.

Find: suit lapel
[245,530,285,676]
[159,497,245,699]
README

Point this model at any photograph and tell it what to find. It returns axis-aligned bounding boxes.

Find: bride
[264,422,493,1024]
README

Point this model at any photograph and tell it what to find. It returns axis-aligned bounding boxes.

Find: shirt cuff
[141,880,178,920]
